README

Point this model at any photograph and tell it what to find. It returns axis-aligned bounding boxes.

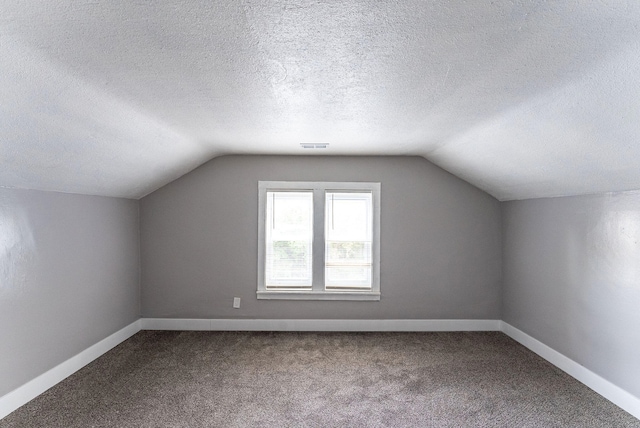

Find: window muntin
[258,181,380,301]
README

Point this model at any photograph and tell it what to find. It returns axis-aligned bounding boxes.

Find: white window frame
[258,181,381,301]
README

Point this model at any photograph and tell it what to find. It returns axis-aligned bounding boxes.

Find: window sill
[257,291,381,301]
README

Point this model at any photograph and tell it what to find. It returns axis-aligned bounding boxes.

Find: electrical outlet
[233,297,241,309]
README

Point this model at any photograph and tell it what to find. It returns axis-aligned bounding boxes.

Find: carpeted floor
[1,331,638,427]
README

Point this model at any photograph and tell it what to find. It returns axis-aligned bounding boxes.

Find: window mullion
[312,187,325,292]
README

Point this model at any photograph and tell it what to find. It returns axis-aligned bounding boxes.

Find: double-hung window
[258,181,380,300]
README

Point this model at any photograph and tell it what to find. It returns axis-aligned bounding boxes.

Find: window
[258,181,380,300]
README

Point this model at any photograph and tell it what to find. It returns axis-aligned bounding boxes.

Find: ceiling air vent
[300,142,329,149]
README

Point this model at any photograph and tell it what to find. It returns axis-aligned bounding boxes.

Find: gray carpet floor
[1,331,638,427]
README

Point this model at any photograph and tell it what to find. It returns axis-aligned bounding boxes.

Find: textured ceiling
[1,1,640,200]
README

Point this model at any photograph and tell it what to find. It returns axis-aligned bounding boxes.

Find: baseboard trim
[3,319,638,422]
[140,318,502,331]
[501,321,640,420]
[0,320,141,420]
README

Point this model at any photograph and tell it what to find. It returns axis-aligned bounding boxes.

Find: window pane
[325,192,373,289]
[265,192,313,288]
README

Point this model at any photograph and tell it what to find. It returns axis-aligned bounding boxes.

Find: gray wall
[141,155,502,320]
[0,188,140,397]
[502,191,640,398]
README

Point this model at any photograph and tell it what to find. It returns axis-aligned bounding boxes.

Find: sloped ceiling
[1,1,640,200]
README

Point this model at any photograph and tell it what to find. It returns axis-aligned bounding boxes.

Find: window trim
[257,181,381,301]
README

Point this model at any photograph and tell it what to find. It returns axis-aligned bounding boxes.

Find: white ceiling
[2,1,640,200]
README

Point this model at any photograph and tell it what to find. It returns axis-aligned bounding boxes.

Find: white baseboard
[0,320,141,420]
[141,318,212,330]
[3,318,638,423]
[501,321,640,420]
[141,318,502,332]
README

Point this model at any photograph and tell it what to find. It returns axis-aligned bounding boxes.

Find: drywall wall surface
[502,191,640,398]
[141,155,501,320]
[0,188,139,397]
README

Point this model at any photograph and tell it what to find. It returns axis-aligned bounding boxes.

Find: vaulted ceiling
[2,1,640,200]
